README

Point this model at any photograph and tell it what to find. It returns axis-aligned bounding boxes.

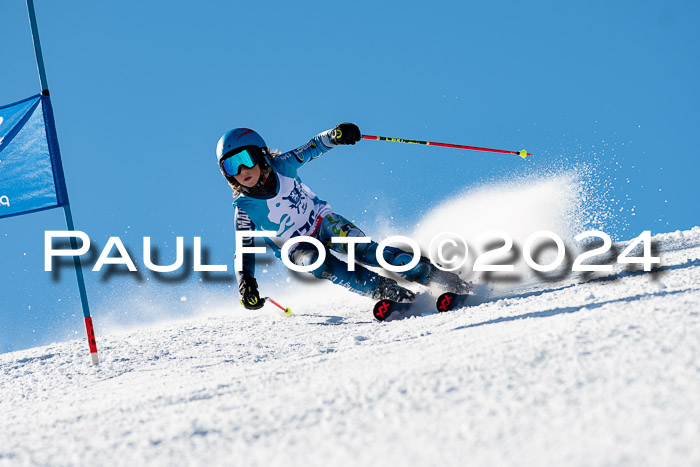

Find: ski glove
[239,276,265,310]
[330,122,361,145]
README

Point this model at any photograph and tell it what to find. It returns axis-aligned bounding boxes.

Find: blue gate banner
[0,94,69,219]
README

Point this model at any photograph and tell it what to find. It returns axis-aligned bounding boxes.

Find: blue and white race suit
[233,130,429,297]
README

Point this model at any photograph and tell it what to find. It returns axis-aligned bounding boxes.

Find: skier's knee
[288,244,329,279]
[355,243,420,269]
[381,246,413,266]
[289,244,321,267]
[379,246,431,283]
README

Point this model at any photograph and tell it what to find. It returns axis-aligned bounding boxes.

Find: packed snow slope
[1,227,699,466]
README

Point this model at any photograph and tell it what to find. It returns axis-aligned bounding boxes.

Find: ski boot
[398,254,472,294]
[426,265,473,294]
[387,251,472,294]
[428,261,474,312]
[372,276,416,303]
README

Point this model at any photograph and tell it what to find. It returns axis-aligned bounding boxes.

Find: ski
[436,292,471,312]
[373,291,473,321]
[372,299,416,321]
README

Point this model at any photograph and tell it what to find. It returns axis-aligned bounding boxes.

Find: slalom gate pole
[63,205,98,364]
[362,134,532,159]
[264,297,292,317]
[27,0,99,365]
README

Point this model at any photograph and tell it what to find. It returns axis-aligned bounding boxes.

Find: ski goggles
[220,146,261,177]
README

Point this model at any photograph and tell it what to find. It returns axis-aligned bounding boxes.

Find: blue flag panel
[0,94,68,219]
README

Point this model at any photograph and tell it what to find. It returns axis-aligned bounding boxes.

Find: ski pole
[264,297,292,316]
[362,134,531,159]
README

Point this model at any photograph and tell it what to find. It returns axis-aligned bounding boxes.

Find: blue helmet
[216,128,267,162]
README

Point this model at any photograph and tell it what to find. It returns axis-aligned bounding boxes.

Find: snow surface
[1,227,699,466]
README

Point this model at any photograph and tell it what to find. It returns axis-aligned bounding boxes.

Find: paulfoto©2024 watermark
[44,230,661,279]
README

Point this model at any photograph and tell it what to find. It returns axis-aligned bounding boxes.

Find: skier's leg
[315,213,432,284]
[288,242,415,302]
[318,214,469,291]
[288,242,378,297]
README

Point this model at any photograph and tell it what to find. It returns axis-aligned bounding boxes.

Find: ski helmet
[216,128,270,178]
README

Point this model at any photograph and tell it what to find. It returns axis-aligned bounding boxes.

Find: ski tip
[519,149,530,159]
[437,292,455,312]
[436,292,471,312]
[373,300,394,321]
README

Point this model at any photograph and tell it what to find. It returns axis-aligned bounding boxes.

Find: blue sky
[1,1,699,353]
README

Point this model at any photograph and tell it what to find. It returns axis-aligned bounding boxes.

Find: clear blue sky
[1,1,699,353]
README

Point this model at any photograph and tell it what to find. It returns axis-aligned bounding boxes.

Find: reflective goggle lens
[221,148,257,176]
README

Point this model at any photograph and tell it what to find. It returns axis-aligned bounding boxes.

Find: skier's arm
[234,207,264,310]
[234,207,256,282]
[277,123,361,170]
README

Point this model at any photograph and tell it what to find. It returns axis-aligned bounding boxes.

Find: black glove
[239,276,265,310]
[330,122,361,145]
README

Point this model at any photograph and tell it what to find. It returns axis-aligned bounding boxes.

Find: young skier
[216,123,469,310]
